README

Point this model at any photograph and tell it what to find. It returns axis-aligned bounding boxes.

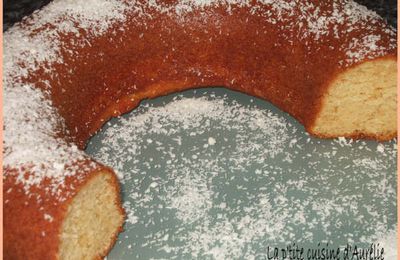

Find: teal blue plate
[85,88,397,259]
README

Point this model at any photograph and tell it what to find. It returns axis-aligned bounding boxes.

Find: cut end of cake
[311,57,397,141]
[58,171,124,260]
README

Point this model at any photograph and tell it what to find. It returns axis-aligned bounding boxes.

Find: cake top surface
[3,0,129,200]
[3,0,396,201]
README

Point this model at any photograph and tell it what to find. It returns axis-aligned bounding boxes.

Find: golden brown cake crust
[34,3,395,148]
[3,0,397,259]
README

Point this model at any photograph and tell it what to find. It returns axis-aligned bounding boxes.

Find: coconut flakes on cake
[152,0,396,66]
[3,0,396,199]
[3,0,129,199]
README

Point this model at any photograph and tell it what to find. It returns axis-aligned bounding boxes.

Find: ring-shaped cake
[3,0,397,259]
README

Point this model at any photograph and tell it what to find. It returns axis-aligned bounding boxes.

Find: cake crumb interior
[59,172,124,260]
[313,58,397,139]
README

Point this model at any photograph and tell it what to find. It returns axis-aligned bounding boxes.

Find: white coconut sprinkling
[3,0,395,201]
[3,0,129,199]
[88,95,396,259]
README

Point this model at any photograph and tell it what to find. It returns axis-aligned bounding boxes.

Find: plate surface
[86,88,397,259]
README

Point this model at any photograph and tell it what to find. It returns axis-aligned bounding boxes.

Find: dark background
[3,0,397,31]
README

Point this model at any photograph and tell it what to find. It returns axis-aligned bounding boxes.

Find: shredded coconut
[88,93,397,259]
[4,0,395,200]
[3,0,129,199]
[44,213,54,222]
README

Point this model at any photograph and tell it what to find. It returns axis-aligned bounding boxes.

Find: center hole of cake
[85,88,396,259]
